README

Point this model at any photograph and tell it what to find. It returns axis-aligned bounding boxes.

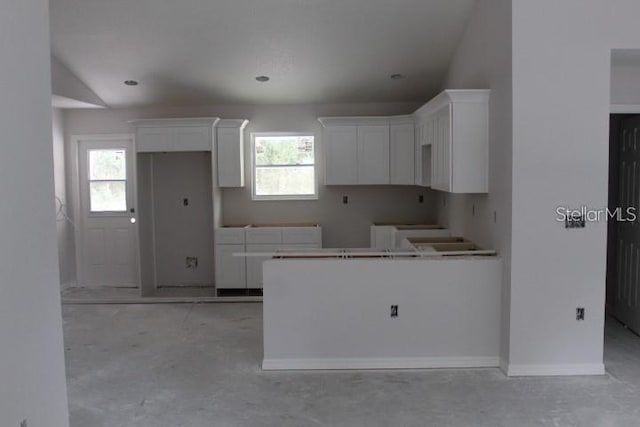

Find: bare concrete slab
[63,303,640,427]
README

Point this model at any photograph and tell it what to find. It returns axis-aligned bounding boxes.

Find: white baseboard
[506,363,605,377]
[499,357,509,375]
[262,356,500,371]
[60,281,77,292]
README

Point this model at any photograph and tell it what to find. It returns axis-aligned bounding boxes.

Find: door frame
[70,134,141,288]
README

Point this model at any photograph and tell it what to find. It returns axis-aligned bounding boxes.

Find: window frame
[251,132,319,201]
[87,148,129,214]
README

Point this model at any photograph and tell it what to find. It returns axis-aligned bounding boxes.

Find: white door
[76,136,139,287]
[357,125,390,184]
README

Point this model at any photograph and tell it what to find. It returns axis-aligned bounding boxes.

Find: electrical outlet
[576,307,585,321]
[343,196,349,204]
[183,198,189,206]
[566,213,586,229]
[186,257,198,269]
[390,305,398,318]
[20,420,27,427]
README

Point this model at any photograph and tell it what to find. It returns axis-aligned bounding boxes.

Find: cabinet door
[217,127,244,187]
[173,126,211,151]
[390,124,415,185]
[357,125,390,184]
[215,244,246,289]
[136,127,173,152]
[435,107,452,191]
[370,225,396,249]
[246,244,279,289]
[430,118,438,188]
[414,125,423,186]
[324,126,358,185]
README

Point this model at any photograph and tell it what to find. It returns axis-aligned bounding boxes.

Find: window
[252,133,317,200]
[88,149,127,212]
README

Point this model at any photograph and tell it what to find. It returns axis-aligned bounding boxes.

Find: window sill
[252,195,319,202]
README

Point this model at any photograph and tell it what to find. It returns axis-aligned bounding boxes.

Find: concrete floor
[63,303,640,427]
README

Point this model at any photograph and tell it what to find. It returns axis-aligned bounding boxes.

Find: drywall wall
[500,0,640,375]
[438,0,513,369]
[263,257,502,370]
[64,102,437,248]
[611,62,640,106]
[149,152,215,287]
[53,108,76,287]
[0,0,70,425]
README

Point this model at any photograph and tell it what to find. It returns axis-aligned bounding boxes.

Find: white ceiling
[50,0,475,107]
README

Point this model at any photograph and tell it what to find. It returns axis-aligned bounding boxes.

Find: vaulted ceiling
[50,0,476,107]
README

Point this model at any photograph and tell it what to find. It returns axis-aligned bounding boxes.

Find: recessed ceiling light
[255,75,270,82]
[390,74,404,80]
[124,80,139,86]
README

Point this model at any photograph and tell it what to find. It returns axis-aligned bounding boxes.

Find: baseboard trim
[60,281,77,292]
[506,363,605,377]
[499,357,509,375]
[262,356,500,371]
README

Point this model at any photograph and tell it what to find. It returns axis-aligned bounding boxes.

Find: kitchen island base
[263,257,502,370]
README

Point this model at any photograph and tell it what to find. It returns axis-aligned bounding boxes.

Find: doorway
[72,135,140,289]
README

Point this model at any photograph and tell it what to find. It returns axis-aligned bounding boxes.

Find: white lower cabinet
[246,244,280,289]
[370,226,396,249]
[214,244,246,289]
[216,225,322,290]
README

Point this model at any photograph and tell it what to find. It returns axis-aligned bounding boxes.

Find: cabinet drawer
[246,228,283,244]
[282,227,321,245]
[215,228,246,244]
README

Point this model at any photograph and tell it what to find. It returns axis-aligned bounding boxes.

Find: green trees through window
[88,149,127,212]
[253,134,316,199]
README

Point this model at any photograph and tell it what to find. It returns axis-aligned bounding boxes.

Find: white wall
[64,102,438,248]
[263,258,502,370]
[611,62,640,106]
[51,55,106,108]
[0,0,70,425]
[53,108,76,287]
[501,0,640,375]
[438,0,513,368]
[144,152,215,286]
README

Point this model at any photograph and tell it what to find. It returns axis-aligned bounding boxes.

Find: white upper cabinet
[357,125,390,185]
[319,116,414,186]
[131,118,219,153]
[390,122,415,185]
[173,126,212,151]
[414,90,489,194]
[216,119,248,188]
[137,127,173,152]
[323,125,358,185]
